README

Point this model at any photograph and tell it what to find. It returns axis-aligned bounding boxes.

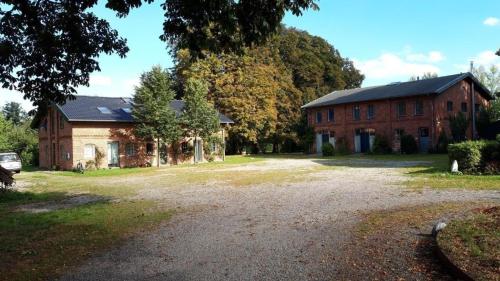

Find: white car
[0,153,22,173]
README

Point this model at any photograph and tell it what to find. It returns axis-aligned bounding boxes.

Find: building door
[316,133,322,155]
[107,141,119,166]
[360,132,370,153]
[194,139,203,163]
[419,127,430,153]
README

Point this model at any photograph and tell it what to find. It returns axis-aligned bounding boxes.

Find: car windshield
[0,154,20,162]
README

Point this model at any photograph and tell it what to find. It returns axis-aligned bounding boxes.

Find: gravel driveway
[59,158,499,281]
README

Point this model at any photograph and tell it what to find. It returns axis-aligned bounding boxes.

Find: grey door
[419,128,430,153]
[194,139,203,163]
[107,141,119,166]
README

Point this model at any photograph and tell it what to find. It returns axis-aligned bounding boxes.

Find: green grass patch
[0,200,173,281]
[438,206,499,281]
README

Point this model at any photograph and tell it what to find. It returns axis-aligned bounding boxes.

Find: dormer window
[97,107,111,114]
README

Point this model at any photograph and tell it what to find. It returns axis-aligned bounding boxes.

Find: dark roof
[56,96,234,124]
[302,73,493,109]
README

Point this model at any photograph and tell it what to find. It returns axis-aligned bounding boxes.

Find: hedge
[448,140,500,174]
[322,143,334,156]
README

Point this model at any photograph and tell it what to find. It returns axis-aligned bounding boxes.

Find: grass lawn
[437,206,499,281]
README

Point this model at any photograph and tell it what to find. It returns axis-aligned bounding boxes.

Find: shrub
[372,135,392,154]
[400,134,418,154]
[94,147,105,169]
[436,130,449,153]
[449,112,469,142]
[321,143,334,156]
[85,160,96,171]
[335,137,350,155]
[448,140,500,174]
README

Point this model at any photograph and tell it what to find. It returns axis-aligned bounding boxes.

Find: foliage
[0,114,38,166]
[94,147,105,170]
[400,134,418,154]
[473,65,500,95]
[448,140,500,174]
[203,135,224,157]
[181,78,220,141]
[449,112,469,142]
[176,26,364,153]
[85,160,97,171]
[372,135,392,154]
[409,72,438,81]
[436,130,449,153]
[321,143,334,156]
[133,66,182,147]
[0,166,14,191]
[1,102,26,125]
[0,0,316,107]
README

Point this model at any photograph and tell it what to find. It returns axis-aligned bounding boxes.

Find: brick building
[35,96,233,170]
[302,73,493,154]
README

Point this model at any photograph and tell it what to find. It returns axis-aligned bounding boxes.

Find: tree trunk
[157,137,160,168]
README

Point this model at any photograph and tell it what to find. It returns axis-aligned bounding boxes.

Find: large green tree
[0,0,317,108]
[2,101,26,125]
[181,78,220,162]
[132,66,181,167]
[473,65,500,96]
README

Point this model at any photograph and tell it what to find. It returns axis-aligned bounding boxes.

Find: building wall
[306,78,491,153]
[39,106,227,170]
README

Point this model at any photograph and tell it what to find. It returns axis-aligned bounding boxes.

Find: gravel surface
[59,158,499,281]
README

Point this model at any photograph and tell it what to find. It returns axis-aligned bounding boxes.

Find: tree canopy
[176,26,364,152]
[0,0,318,108]
[409,72,438,81]
[2,101,26,125]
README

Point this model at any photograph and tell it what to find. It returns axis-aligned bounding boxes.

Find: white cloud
[472,50,500,66]
[123,78,140,93]
[353,52,441,81]
[89,75,112,86]
[483,17,499,26]
[406,51,445,63]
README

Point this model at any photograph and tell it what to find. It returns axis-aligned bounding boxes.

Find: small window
[327,109,334,122]
[353,105,360,120]
[97,107,112,114]
[210,142,218,153]
[367,104,375,120]
[84,144,95,159]
[316,111,322,123]
[122,108,132,114]
[395,129,405,137]
[397,102,406,117]
[59,114,64,129]
[475,103,480,112]
[461,102,467,112]
[146,143,154,155]
[447,101,453,112]
[415,100,424,115]
[125,143,136,156]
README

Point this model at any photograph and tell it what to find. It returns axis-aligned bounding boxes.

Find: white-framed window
[84,144,96,159]
[125,143,136,156]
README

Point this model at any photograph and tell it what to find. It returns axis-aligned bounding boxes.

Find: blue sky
[1,0,499,110]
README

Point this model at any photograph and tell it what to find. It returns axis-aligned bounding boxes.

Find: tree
[181,78,220,162]
[496,49,500,56]
[132,66,181,167]
[409,72,438,81]
[2,101,26,125]
[473,65,500,96]
[0,115,13,152]
[449,112,469,142]
[1,0,317,108]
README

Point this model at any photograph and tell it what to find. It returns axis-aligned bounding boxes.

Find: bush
[436,130,449,153]
[321,143,334,156]
[335,137,350,155]
[449,112,469,142]
[400,134,418,154]
[85,160,96,171]
[448,140,500,174]
[372,135,392,154]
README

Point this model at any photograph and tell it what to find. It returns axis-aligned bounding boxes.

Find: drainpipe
[222,128,226,161]
[470,62,477,140]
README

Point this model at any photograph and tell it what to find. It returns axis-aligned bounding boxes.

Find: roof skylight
[97,107,112,114]
[122,108,132,113]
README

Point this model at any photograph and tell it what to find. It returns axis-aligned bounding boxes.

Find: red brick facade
[306,79,490,153]
[38,106,227,170]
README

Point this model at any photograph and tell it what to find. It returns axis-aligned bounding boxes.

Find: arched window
[84,144,95,159]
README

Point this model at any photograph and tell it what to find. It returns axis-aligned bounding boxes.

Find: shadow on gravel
[312,158,433,168]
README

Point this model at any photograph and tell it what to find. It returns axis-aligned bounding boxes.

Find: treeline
[174,26,364,154]
[0,102,38,166]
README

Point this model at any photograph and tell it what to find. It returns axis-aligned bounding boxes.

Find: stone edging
[434,233,475,281]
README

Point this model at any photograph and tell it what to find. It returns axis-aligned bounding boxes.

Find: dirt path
[59,159,499,281]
